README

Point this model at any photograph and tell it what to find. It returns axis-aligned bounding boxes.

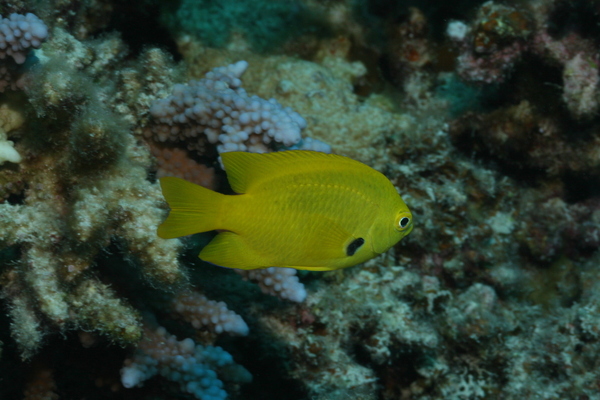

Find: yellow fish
[157,150,413,271]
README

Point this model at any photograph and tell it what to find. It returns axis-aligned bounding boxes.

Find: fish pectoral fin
[302,215,356,261]
[199,231,266,270]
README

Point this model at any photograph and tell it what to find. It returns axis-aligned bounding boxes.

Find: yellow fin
[157,177,225,239]
[221,150,369,194]
[291,220,365,271]
[199,217,353,270]
[291,265,337,271]
[301,215,353,262]
[199,231,266,270]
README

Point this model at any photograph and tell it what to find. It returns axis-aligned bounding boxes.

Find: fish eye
[395,212,412,231]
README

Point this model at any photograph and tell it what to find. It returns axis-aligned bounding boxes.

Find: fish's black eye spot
[346,238,365,256]
[400,217,410,229]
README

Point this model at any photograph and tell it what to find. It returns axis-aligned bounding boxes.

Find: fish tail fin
[157,177,226,239]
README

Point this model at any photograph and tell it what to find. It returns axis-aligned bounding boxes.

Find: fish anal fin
[199,231,267,270]
[199,216,357,271]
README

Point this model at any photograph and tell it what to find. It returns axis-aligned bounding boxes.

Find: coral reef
[0,5,306,400]
[450,1,532,83]
[146,60,307,154]
[236,267,307,303]
[0,12,48,64]
[121,323,251,400]
[1,0,600,399]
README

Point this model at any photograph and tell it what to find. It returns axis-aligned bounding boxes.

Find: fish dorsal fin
[221,150,371,194]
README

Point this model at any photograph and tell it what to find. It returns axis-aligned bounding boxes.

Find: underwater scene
[1,0,600,399]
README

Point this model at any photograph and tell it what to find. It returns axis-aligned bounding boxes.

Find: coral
[150,144,217,189]
[0,3,295,368]
[443,283,511,340]
[0,15,309,399]
[0,127,170,355]
[448,0,600,120]
[146,60,307,154]
[261,258,438,400]
[2,1,600,399]
[172,290,249,336]
[121,324,252,400]
[386,7,435,89]
[448,100,600,178]
[0,12,49,97]
[236,267,307,303]
[0,63,26,92]
[0,12,47,64]
[0,136,20,164]
[449,1,532,83]
[175,40,413,169]
[532,28,600,119]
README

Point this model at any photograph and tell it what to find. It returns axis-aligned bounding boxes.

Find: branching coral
[175,40,413,169]
[0,14,306,400]
[121,323,251,400]
[146,60,307,154]
[0,109,180,356]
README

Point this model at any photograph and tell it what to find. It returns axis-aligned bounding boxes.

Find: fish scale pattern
[147,60,307,154]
